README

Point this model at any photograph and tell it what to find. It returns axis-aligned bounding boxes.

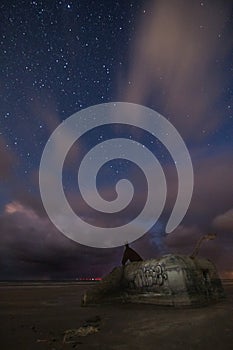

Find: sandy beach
[0,280,233,350]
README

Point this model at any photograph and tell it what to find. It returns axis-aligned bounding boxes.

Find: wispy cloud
[119,0,232,138]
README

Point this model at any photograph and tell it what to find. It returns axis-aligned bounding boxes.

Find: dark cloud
[0,201,121,279]
[165,225,202,255]
[212,208,233,232]
[164,222,233,276]
[188,151,233,224]
[148,150,233,274]
[2,147,232,278]
[162,150,233,227]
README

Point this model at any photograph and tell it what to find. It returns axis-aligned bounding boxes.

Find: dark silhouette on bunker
[122,243,143,265]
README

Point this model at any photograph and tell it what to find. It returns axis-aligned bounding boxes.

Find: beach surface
[0,280,233,350]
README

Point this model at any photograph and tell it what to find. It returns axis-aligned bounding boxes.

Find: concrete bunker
[82,254,225,307]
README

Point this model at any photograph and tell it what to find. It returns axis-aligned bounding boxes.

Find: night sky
[0,0,233,280]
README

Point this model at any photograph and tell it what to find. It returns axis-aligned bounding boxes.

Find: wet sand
[0,280,233,350]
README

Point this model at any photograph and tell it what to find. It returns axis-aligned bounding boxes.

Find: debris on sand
[63,315,101,343]
[36,339,49,343]
[63,326,99,343]
[35,315,101,345]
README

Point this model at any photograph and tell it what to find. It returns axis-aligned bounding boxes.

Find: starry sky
[0,0,233,279]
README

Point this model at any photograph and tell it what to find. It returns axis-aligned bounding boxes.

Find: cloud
[119,0,232,139]
[189,151,233,222]
[156,149,233,273]
[212,208,233,231]
[5,201,38,218]
[165,225,202,254]
[0,200,121,279]
[161,150,233,228]
[164,223,233,274]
